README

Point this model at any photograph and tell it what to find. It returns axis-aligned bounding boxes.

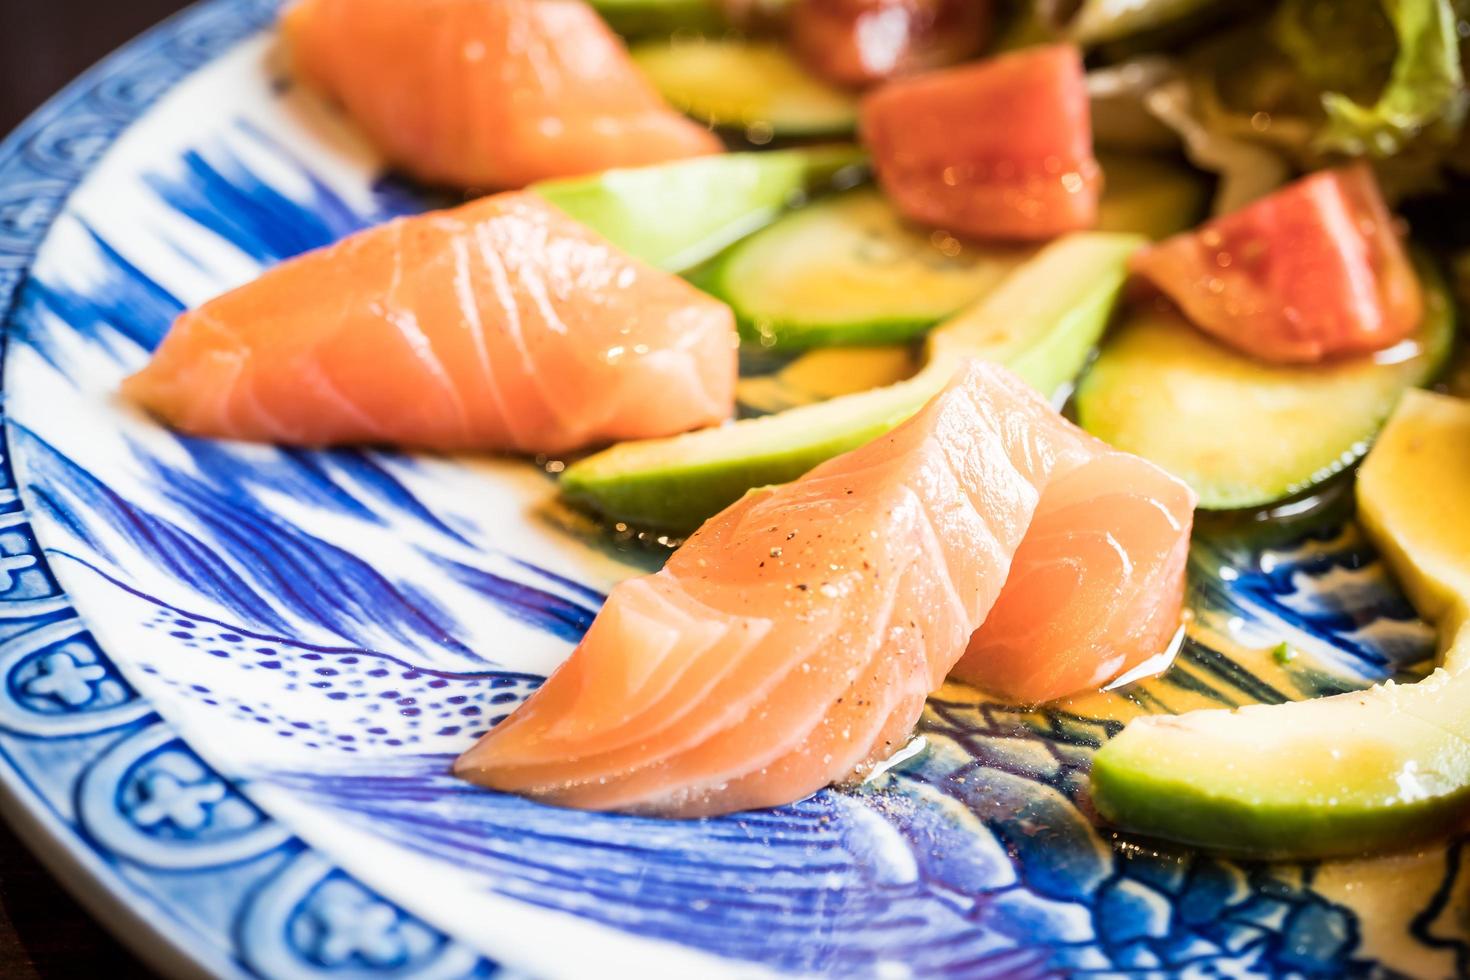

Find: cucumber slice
[534,146,866,273]
[729,154,1203,407]
[1074,258,1455,511]
[1094,152,1211,241]
[630,38,859,138]
[1091,390,1470,860]
[561,232,1143,532]
[588,0,724,37]
[709,188,1033,349]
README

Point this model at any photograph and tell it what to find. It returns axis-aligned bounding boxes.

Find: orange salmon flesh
[123,191,738,454]
[283,0,723,189]
[456,360,1194,817]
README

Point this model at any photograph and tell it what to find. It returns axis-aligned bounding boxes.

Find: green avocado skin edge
[560,395,922,534]
[1089,738,1470,861]
[1090,387,1470,862]
[559,233,1143,535]
[1075,256,1455,512]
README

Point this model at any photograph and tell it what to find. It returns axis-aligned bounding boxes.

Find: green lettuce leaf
[1277,0,1466,156]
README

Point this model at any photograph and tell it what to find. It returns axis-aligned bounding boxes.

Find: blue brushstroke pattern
[19,424,600,660]
[142,120,435,266]
[262,750,1365,978]
[428,555,597,643]
[11,111,1457,977]
[507,556,607,608]
[176,439,473,548]
[18,423,449,646]
[49,548,544,685]
[1192,517,1432,682]
[15,226,185,370]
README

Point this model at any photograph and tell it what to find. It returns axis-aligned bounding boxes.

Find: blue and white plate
[1,2,1466,977]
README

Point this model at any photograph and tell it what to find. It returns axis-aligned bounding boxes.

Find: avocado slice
[1091,390,1470,859]
[630,38,859,138]
[534,146,866,274]
[559,232,1144,532]
[731,153,1209,411]
[1075,256,1455,510]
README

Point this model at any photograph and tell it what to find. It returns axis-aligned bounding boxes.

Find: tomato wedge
[860,44,1100,241]
[791,0,991,88]
[1131,164,1423,364]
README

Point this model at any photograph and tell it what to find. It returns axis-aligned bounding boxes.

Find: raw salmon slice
[953,452,1195,702]
[455,360,1192,817]
[283,0,723,189]
[123,192,737,454]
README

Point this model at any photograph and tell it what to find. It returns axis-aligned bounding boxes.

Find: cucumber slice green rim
[559,232,1144,533]
[1090,389,1470,860]
[707,187,1035,350]
[587,0,726,37]
[1075,255,1455,512]
[630,37,860,139]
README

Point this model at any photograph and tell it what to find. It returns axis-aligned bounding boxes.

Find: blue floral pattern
[20,644,115,708]
[125,757,231,834]
[298,879,441,968]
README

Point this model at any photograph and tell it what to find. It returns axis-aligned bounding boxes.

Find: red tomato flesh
[791,0,991,89]
[1130,164,1423,364]
[860,44,1100,241]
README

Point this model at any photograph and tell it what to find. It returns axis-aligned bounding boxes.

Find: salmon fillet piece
[283,0,723,189]
[123,192,737,454]
[456,360,1193,816]
[954,451,1194,702]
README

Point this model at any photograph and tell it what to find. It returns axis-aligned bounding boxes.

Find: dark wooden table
[2,5,194,976]
[2,0,193,134]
